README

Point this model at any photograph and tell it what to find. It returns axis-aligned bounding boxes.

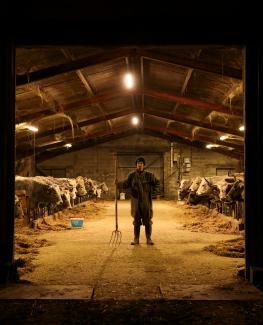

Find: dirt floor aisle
[2,200,263,300]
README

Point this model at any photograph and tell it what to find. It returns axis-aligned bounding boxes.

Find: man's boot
[131,225,140,245]
[145,224,154,245]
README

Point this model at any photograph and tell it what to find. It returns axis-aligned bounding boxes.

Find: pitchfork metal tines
[109,226,122,246]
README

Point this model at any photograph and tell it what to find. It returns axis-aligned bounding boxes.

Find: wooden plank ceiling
[15,46,244,161]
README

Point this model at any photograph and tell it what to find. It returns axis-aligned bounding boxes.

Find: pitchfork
[109,156,122,246]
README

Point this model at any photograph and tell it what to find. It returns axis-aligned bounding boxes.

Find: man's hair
[135,157,146,165]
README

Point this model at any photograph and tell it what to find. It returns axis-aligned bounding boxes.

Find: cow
[83,177,108,199]
[14,194,24,219]
[187,176,202,204]
[226,179,244,202]
[95,182,109,198]
[15,176,63,210]
[48,177,77,206]
[196,175,235,198]
[34,175,72,209]
[178,179,192,200]
[76,176,87,197]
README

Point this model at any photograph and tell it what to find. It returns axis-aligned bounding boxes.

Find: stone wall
[36,134,243,199]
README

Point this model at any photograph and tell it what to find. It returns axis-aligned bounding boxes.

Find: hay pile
[180,204,241,234]
[14,225,53,276]
[203,237,245,258]
[14,201,106,276]
[36,201,107,231]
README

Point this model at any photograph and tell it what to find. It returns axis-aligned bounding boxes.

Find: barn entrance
[9,44,248,299]
[4,41,263,307]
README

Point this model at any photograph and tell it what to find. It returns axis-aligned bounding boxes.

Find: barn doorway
[5,44,254,301]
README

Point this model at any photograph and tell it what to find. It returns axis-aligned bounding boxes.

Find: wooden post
[245,42,263,287]
[0,41,16,283]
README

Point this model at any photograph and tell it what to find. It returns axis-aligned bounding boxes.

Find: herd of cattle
[14,175,109,221]
[14,172,245,225]
[178,173,244,220]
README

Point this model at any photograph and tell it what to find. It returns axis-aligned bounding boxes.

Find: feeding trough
[70,217,84,228]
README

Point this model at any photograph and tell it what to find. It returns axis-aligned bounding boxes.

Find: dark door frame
[1,14,262,286]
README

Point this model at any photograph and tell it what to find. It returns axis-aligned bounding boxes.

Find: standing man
[116,157,160,245]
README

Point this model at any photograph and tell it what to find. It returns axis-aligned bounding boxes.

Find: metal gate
[117,152,164,197]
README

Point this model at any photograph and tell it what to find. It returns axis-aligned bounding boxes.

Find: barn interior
[1,7,263,322]
[6,46,251,292]
[15,46,244,182]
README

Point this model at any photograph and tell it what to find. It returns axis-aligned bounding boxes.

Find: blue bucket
[70,218,84,228]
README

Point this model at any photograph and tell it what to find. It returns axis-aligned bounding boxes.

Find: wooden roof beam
[34,129,140,162]
[16,86,242,124]
[16,107,243,146]
[61,48,113,130]
[16,126,138,159]
[139,49,242,80]
[144,109,244,137]
[142,88,242,117]
[16,109,135,143]
[16,48,130,86]
[143,124,244,150]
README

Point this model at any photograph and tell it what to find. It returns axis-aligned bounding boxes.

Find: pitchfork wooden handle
[115,157,118,230]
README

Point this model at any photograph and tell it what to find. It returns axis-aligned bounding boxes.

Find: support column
[0,41,16,283]
[245,41,263,288]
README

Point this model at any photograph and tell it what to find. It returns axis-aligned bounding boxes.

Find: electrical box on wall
[173,152,178,162]
[183,157,191,172]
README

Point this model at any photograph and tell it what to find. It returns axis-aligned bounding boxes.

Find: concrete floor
[0,200,263,300]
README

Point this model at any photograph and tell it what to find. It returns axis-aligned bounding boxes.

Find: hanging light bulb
[239,125,245,131]
[131,116,139,125]
[206,144,219,149]
[25,125,39,132]
[64,143,72,148]
[124,73,135,89]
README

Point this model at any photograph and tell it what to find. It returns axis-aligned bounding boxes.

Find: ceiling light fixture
[206,144,219,149]
[25,125,39,132]
[64,143,72,148]
[239,125,245,131]
[131,116,139,125]
[124,73,134,89]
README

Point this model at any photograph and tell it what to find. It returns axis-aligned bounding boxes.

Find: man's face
[136,161,145,171]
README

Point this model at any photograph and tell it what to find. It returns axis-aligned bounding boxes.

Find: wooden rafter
[139,49,242,80]
[16,109,135,143]
[61,48,112,130]
[145,109,243,137]
[16,107,243,148]
[143,124,244,150]
[16,85,242,124]
[167,49,202,128]
[16,48,130,86]
[16,48,242,87]
[21,127,242,162]
[142,88,242,117]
